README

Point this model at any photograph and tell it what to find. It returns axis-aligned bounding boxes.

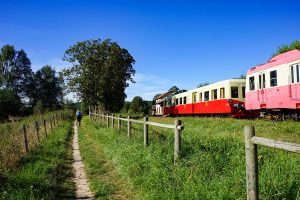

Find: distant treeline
[0,45,69,121]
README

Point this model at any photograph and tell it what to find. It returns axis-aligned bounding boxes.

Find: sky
[1,0,300,101]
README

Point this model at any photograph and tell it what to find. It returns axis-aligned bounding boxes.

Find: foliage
[0,89,21,121]
[33,100,44,115]
[62,39,135,112]
[272,40,300,57]
[0,121,75,199]
[168,86,179,93]
[197,82,210,88]
[130,96,145,115]
[0,45,34,99]
[83,116,300,199]
[31,65,63,109]
[120,101,131,114]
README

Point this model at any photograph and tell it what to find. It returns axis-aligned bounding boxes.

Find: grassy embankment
[79,116,300,200]
[0,110,72,175]
[0,120,75,199]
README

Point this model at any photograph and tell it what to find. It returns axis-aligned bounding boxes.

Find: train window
[242,86,245,98]
[176,98,178,105]
[183,97,187,104]
[204,91,209,101]
[259,74,266,89]
[270,70,277,87]
[179,97,182,105]
[291,65,294,83]
[297,65,299,83]
[211,89,217,100]
[220,88,225,99]
[199,93,202,102]
[231,87,239,98]
[249,76,255,90]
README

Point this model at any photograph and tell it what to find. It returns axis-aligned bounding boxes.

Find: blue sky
[1,0,300,101]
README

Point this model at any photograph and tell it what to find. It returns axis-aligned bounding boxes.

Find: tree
[0,45,34,100]
[120,101,131,113]
[273,40,300,57]
[0,89,21,121]
[0,45,16,88]
[169,86,179,93]
[129,96,144,114]
[32,65,63,109]
[10,50,34,99]
[62,39,135,112]
[197,82,210,88]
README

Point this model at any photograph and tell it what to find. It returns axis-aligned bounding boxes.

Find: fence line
[20,112,69,154]
[244,125,300,200]
[89,112,184,163]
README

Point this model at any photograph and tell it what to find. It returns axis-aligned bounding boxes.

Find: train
[153,49,300,119]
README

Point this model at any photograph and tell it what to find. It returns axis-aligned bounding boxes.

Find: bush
[0,90,21,121]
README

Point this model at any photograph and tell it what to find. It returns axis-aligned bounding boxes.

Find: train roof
[175,79,245,96]
[247,49,300,75]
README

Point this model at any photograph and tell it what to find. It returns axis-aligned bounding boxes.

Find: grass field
[0,120,75,200]
[0,110,72,175]
[80,116,300,200]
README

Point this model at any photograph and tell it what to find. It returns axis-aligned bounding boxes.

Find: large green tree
[31,65,63,109]
[62,39,135,112]
[0,45,34,99]
[273,40,300,56]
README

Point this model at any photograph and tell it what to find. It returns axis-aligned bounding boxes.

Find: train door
[290,64,300,100]
[258,73,266,102]
[192,92,197,113]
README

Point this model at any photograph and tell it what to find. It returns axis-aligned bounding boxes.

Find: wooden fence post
[106,114,109,127]
[44,119,47,138]
[50,117,53,132]
[144,117,149,146]
[174,119,182,163]
[23,124,29,153]
[111,114,114,128]
[35,121,40,143]
[127,116,131,138]
[118,115,121,131]
[245,125,259,200]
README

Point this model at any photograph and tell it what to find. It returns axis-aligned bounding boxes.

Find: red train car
[162,79,247,117]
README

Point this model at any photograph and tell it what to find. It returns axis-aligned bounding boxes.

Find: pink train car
[245,50,300,117]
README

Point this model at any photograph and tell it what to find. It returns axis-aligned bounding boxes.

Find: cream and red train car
[163,79,247,117]
[245,50,300,117]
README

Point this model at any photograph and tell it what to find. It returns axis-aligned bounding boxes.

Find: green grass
[78,119,136,200]
[80,116,300,200]
[0,110,72,175]
[0,121,75,200]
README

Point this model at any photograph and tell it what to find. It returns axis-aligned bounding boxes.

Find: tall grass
[81,116,300,199]
[0,110,73,176]
[0,120,75,199]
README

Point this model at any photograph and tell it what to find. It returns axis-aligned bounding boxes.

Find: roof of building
[247,49,300,75]
[155,91,172,100]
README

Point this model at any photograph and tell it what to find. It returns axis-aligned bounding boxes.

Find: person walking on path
[76,109,82,127]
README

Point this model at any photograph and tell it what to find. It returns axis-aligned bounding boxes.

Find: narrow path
[72,122,94,200]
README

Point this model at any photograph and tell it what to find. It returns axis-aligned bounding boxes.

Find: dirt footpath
[72,122,94,200]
